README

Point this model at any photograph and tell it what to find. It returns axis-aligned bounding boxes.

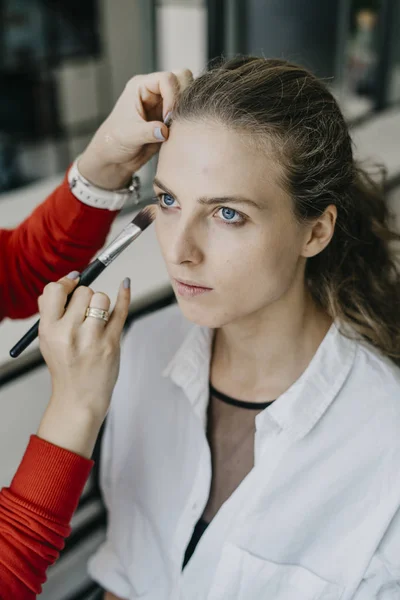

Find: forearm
[0,436,92,598]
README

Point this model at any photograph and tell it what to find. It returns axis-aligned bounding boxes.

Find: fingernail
[164,111,173,126]
[123,277,131,289]
[154,127,166,141]
[66,270,80,280]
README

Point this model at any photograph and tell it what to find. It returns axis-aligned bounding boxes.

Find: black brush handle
[9,259,106,358]
[76,258,106,288]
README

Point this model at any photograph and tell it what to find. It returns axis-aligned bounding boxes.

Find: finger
[82,291,111,334]
[164,69,193,123]
[165,69,193,117]
[135,119,170,145]
[39,271,80,324]
[141,72,180,120]
[62,285,94,326]
[107,278,131,339]
[136,85,163,111]
[174,68,194,92]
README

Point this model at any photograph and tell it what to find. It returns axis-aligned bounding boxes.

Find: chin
[175,297,234,329]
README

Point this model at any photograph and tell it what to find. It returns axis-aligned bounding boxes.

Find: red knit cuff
[9,435,94,521]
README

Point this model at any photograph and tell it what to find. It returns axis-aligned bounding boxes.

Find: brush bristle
[132,204,157,231]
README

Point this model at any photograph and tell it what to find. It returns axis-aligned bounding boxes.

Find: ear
[301,205,337,258]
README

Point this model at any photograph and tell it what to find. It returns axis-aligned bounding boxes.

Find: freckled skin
[154,120,325,330]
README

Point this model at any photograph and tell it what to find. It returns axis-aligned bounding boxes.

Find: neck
[211,283,332,403]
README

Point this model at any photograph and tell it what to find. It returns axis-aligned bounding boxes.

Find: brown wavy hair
[174,56,400,363]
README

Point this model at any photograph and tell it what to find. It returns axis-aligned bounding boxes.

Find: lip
[173,278,213,298]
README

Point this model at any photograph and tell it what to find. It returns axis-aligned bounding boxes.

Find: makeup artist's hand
[36,273,131,458]
[78,69,193,190]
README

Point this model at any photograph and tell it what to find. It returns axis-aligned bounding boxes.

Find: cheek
[211,230,303,310]
[155,215,170,257]
[213,243,258,283]
[211,233,294,286]
[258,233,303,287]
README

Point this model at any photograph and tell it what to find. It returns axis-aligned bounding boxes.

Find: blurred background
[0,0,399,196]
[0,1,399,598]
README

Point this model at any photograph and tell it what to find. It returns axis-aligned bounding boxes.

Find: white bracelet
[67,158,141,211]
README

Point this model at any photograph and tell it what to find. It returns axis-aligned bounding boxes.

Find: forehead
[157,120,286,201]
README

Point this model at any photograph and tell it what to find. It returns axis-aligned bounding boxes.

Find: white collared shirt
[88,304,400,600]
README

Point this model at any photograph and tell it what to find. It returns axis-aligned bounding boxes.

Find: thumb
[137,120,169,145]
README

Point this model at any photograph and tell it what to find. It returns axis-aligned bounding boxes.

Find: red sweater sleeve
[0,435,93,599]
[0,172,118,321]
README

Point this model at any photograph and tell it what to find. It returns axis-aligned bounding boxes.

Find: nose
[166,218,204,266]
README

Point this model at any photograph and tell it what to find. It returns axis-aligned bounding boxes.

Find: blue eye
[218,207,243,224]
[161,193,175,207]
[221,208,236,220]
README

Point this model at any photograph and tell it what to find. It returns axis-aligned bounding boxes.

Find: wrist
[37,397,105,459]
[78,150,133,190]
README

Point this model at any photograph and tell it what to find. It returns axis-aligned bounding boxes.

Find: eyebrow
[153,177,263,210]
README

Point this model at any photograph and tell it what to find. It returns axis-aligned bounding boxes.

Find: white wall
[156,1,207,75]
[100,0,155,104]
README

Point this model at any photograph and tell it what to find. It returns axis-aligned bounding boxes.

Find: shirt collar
[162,324,214,425]
[260,322,357,441]
[163,320,357,440]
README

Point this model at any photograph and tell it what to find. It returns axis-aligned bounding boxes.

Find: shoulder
[335,320,400,398]
[346,337,400,436]
[352,340,400,396]
[329,324,400,447]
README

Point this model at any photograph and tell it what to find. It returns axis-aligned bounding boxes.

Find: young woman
[88,57,400,600]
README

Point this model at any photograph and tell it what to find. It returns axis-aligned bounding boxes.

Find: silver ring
[85,307,110,323]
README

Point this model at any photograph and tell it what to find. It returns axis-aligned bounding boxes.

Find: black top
[182,384,275,569]
[209,382,275,410]
[182,517,210,569]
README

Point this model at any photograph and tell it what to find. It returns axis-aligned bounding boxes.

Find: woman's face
[154,120,310,329]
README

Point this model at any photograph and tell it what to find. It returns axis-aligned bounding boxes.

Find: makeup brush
[10,205,156,358]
